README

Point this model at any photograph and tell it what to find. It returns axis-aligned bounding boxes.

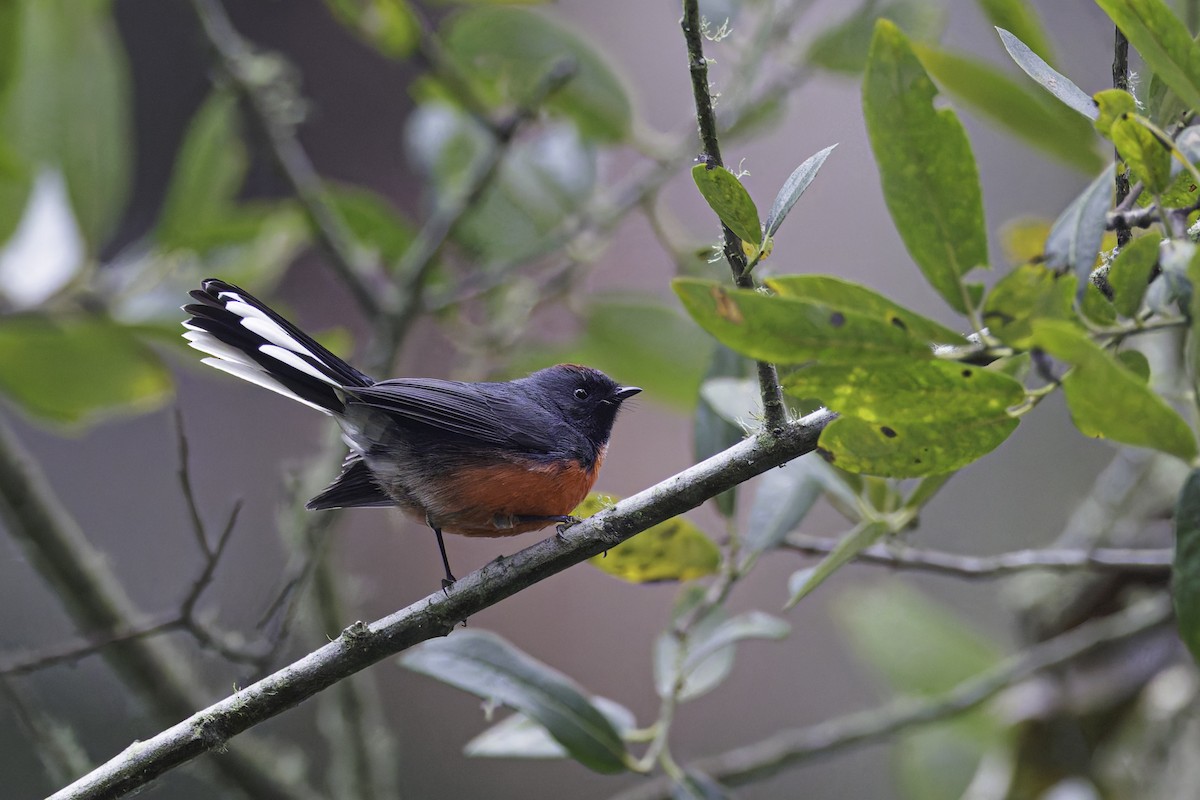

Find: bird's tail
[182,279,373,414]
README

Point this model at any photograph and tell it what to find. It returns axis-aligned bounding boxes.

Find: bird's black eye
[573,387,589,400]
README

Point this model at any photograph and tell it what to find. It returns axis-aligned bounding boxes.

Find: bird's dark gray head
[522,364,640,449]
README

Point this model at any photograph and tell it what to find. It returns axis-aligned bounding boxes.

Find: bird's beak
[613,386,642,402]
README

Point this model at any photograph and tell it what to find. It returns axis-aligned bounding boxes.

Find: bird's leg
[427,518,456,590]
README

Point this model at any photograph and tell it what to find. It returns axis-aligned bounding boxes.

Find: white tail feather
[259,344,338,383]
[240,315,312,356]
[184,331,258,369]
[200,357,333,414]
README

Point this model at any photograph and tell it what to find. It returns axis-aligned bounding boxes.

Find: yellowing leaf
[575,494,719,583]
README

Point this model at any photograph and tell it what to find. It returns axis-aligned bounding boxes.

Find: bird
[182,278,640,586]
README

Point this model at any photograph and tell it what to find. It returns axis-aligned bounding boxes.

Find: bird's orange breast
[428,448,606,537]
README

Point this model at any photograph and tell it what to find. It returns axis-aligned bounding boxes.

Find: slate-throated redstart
[182,279,640,586]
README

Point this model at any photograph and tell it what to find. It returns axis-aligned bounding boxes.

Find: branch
[1112,25,1131,248]
[48,410,834,800]
[680,0,787,432]
[783,534,1172,578]
[189,0,387,318]
[610,594,1174,800]
[0,416,320,800]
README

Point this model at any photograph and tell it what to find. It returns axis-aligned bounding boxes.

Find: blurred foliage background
[2,1,1198,799]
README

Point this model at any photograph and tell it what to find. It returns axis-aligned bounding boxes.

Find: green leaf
[694,346,749,518]
[441,8,632,142]
[863,20,988,314]
[0,0,20,109]
[655,605,789,702]
[325,184,415,264]
[574,494,719,583]
[767,275,967,345]
[975,0,1054,65]
[1147,69,1190,127]
[981,263,1077,347]
[1094,0,1200,113]
[0,316,172,426]
[835,580,1003,694]
[449,121,597,263]
[913,45,1101,173]
[0,0,131,252]
[1109,234,1161,317]
[763,144,837,238]
[1044,164,1116,275]
[1033,319,1197,461]
[1110,116,1174,193]
[691,165,762,246]
[673,278,935,365]
[0,135,32,247]
[836,581,1007,800]
[323,0,419,58]
[785,360,1023,477]
[1093,89,1139,138]
[1088,275,1123,327]
[1173,469,1200,665]
[745,456,843,552]
[400,630,628,773]
[818,414,1019,477]
[784,360,1026,422]
[1116,349,1152,381]
[464,697,635,760]
[156,90,248,249]
[997,28,1097,120]
[806,0,945,74]
[786,521,889,607]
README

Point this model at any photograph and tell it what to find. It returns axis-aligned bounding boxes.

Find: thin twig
[680,0,787,433]
[783,534,1172,578]
[1113,25,1131,248]
[47,410,834,800]
[609,595,1175,800]
[381,59,577,355]
[189,0,387,317]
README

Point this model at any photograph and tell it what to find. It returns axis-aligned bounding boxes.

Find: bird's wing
[345,379,555,452]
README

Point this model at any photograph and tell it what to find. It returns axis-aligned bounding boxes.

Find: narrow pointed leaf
[863,20,988,314]
[1033,320,1197,460]
[786,521,889,607]
[1094,0,1200,113]
[997,28,1096,119]
[656,610,789,702]
[691,165,762,245]
[745,457,831,552]
[764,144,837,237]
[914,45,1101,172]
[1044,164,1116,275]
[465,697,635,760]
[400,630,627,773]
[976,0,1054,65]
